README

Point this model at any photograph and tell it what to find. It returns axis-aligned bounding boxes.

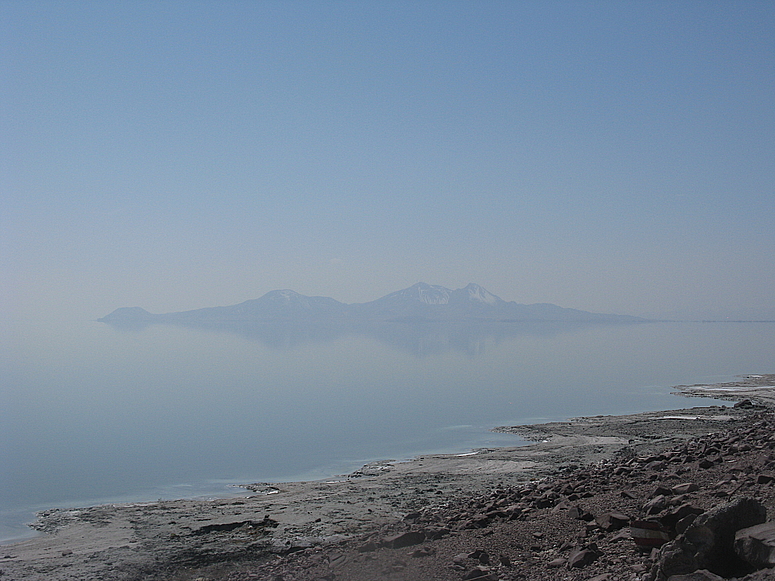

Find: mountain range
[98,283,644,324]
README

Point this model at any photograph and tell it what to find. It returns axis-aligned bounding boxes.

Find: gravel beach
[2,375,774,581]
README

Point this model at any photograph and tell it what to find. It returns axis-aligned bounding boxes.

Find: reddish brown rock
[632,520,671,549]
[595,511,630,531]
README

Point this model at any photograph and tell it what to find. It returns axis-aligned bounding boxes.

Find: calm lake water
[2,318,773,541]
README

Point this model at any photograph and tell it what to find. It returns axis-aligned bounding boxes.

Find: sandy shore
[1,374,773,581]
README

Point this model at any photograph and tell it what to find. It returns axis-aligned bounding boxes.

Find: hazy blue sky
[3,1,774,321]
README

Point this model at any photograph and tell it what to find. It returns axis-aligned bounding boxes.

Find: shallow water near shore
[2,318,773,541]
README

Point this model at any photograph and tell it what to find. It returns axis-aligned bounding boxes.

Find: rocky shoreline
[2,375,774,581]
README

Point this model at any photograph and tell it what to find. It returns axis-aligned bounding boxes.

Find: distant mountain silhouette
[98,283,644,324]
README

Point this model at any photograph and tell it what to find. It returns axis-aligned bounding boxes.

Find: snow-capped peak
[265,289,302,301]
[412,283,452,305]
[463,283,500,305]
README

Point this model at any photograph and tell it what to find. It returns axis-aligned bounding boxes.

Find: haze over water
[2,317,773,541]
[3,0,774,545]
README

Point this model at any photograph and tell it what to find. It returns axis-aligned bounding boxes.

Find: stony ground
[163,406,775,581]
[3,375,775,581]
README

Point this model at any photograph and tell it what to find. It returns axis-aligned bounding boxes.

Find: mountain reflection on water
[102,319,642,357]
[4,317,773,544]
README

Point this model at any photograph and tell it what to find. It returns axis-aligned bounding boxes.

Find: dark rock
[193,517,278,535]
[665,570,725,581]
[672,493,690,506]
[327,553,348,568]
[672,483,700,495]
[534,494,556,509]
[467,549,490,565]
[547,557,566,568]
[676,514,699,535]
[644,495,668,515]
[735,521,775,569]
[631,520,671,550]
[422,526,450,540]
[504,504,523,520]
[736,567,775,580]
[464,514,491,529]
[382,531,425,549]
[463,566,496,580]
[650,497,767,580]
[699,458,720,469]
[357,541,378,552]
[567,544,601,569]
[661,504,705,532]
[595,511,630,532]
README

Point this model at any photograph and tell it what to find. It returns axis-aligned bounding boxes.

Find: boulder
[632,520,671,550]
[735,521,775,569]
[676,514,699,536]
[661,504,705,532]
[650,497,767,580]
[735,567,775,580]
